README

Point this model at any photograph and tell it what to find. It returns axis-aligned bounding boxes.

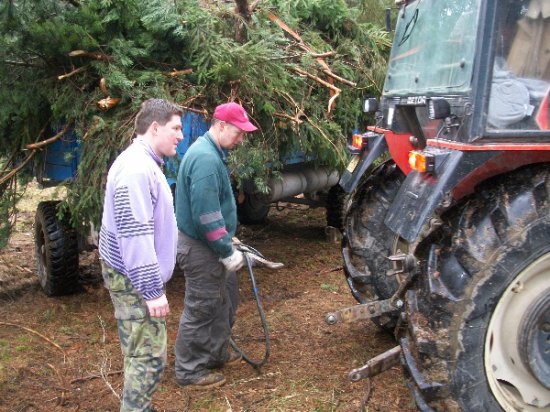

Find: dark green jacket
[175,132,236,258]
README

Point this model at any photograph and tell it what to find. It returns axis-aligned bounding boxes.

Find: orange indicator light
[409,151,434,173]
[351,134,364,150]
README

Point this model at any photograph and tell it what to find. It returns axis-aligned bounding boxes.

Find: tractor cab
[381,0,550,145]
[341,0,550,243]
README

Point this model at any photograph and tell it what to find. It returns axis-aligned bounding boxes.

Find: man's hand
[221,250,244,272]
[145,294,170,318]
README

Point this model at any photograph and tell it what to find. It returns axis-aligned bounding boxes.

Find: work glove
[221,249,245,272]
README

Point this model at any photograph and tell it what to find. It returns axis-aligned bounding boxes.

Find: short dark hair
[135,99,183,135]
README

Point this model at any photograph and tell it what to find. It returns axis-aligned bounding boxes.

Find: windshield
[384,0,482,96]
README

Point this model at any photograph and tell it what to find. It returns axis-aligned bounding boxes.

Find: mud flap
[384,149,499,242]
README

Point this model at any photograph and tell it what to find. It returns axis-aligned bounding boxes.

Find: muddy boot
[225,351,242,366]
[176,372,226,390]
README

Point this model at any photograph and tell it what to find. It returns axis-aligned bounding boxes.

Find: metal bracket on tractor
[348,345,402,382]
[325,251,418,326]
[325,297,403,325]
[325,251,419,383]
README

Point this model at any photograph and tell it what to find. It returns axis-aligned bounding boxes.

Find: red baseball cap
[213,102,257,132]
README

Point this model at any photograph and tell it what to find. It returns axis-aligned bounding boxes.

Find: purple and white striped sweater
[99,137,177,300]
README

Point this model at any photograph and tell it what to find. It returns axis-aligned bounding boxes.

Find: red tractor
[327,0,550,410]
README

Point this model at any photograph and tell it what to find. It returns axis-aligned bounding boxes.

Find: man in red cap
[173,102,257,389]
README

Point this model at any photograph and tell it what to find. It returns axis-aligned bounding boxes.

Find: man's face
[154,114,183,157]
[219,122,246,150]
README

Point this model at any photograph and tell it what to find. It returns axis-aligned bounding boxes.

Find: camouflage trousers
[101,262,167,412]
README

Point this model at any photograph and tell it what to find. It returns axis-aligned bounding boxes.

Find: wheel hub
[519,291,550,389]
[485,252,550,410]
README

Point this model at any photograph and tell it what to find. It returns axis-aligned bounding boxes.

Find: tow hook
[348,345,402,381]
[325,298,404,325]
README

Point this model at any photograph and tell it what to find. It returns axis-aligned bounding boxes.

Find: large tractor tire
[34,201,80,296]
[342,161,406,330]
[403,165,550,411]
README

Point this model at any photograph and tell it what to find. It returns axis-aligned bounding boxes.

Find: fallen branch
[70,370,123,384]
[98,315,120,400]
[68,49,112,62]
[179,106,209,116]
[3,60,44,68]
[25,122,72,151]
[164,68,193,78]
[58,66,86,80]
[0,150,18,175]
[291,67,341,113]
[47,363,68,406]
[0,322,66,360]
[99,78,109,96]
[309,51,336,58]
[0,151,35,187]
[268,11,354,113]
[291,67,341,93]
[320,265,343,274]
[97,97,121,112]
[273,112,304,125]
[322,68,356,87]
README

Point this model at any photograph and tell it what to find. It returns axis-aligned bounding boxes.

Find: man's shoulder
[184,138,220,164]
[110,148,156,184]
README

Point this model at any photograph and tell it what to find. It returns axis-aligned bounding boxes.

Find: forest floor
[0,183,416,411]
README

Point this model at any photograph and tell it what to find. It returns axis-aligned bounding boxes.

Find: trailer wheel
[325,184,350,231]
[405,165,550,411]
[34,201,80,296]
[237,193,270,225]
[342,161,405,330]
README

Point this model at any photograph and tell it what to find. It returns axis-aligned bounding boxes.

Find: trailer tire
[325,184,350,231]
[342,161,406,330]
[237,193,270,224]
[34,201,80,296]
[404,165,550,411]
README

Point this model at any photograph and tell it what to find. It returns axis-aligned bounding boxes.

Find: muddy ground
[0,185,415,411]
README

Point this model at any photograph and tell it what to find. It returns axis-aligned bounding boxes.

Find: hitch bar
[349,345,402,382]
[325,297,403,325]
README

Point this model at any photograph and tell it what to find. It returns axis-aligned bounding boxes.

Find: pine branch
[291,66,342,113]
[25,123,72,151]
[57,66,86,80]
[68,50,112,62]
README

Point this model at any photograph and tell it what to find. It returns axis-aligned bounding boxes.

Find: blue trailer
[34,112,342,295]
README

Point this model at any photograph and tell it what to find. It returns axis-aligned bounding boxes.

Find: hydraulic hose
[230,251,271,369]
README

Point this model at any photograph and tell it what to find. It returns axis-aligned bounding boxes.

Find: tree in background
[0,0,392,247]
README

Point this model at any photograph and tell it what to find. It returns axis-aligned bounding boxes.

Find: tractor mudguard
[339,132,389,193]
[384,149,500,243]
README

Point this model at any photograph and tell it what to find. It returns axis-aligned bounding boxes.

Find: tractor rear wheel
[403,165,550,411]
[342,161,406,330]
[34,201,80,296]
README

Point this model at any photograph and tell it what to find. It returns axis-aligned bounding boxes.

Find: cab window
[487,0,550,131]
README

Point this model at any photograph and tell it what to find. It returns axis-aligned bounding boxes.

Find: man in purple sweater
[99,98,182,411]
